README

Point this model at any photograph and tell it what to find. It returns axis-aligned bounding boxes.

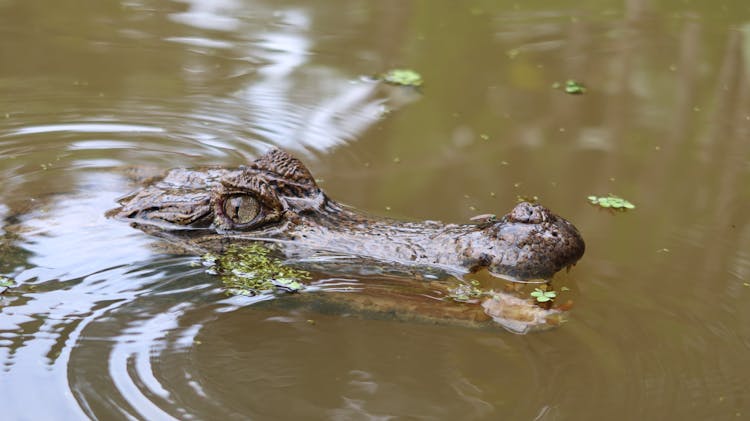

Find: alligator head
[110,149,585,281]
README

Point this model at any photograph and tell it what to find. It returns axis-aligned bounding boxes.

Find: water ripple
[4,123,165,136]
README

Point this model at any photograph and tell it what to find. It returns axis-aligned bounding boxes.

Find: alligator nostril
[508,202,546,224]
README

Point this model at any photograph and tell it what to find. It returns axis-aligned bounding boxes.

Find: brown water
[1,0,750,419]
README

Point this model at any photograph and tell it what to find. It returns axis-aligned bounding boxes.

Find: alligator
[109,149,585,331]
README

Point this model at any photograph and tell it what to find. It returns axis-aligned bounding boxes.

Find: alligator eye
[223,194,259,225]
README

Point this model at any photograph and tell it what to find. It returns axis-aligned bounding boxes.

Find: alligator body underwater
[109,149,585,333]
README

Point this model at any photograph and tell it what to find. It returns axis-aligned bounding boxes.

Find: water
[1,0,750,419]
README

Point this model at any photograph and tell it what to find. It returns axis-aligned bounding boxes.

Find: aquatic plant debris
[564,80,586,94]
[0,276,13,294]
[588,195,636,210]
[380,69,423,87]
[203,244,310,296]
[530,288,556,303]
[448,279,487,302]
[553,80,586,94]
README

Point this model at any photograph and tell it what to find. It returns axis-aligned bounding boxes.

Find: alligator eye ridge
[222,194,260,225]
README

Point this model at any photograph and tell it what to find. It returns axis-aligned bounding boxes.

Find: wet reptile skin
[110,149,585,280]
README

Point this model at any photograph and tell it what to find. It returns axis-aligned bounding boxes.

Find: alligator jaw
[111,198,584,281]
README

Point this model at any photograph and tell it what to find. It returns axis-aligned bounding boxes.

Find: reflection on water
[1,0,750,419]
[4,123,166,136]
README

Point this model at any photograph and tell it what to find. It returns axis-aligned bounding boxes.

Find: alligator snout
[481,202,585,281]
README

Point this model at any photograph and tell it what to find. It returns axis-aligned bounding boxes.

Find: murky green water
[2,0,750,419]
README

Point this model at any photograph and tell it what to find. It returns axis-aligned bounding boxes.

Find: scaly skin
[110,149,585,281]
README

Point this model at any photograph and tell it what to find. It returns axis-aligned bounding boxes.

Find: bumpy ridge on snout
[485,202,585,281]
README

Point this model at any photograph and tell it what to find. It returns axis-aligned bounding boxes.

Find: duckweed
[380,69,423,87]
[203,244,310,296]
[0,276,13,294]
[588,195,636,210]
[448,279,488,302]
[564,80,586,94]
[530,288,557,303]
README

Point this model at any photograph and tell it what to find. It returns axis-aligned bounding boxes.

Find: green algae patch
[203,244,310,296]
[380,69,423,87]
[588,194,635,211]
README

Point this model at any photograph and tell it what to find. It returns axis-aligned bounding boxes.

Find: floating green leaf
[588,195,636,211]
[0,276,13,294]
[380,69,423,87]
[564,79,586,94]
[530,288,557,303]
[203,244,309,296]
